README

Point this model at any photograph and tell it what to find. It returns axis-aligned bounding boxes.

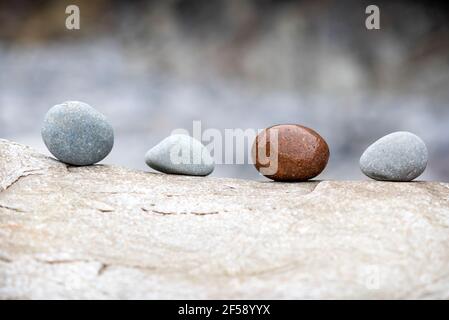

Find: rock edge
[1,139,449,299]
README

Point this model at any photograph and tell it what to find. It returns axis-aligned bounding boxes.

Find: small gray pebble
[145,134,214,176]
[360,131,428,181]
[41,101,114,166]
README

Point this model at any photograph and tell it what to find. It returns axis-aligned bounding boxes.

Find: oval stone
[252,124,330,181]
[41,101,114,166]
[145,134,214,176]
[360,131,428,181]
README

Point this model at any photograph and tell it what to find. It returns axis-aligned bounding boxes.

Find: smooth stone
[41,101,114,166]
[360,131,428,181]
[252,124,330,181]
[145,134,214,176]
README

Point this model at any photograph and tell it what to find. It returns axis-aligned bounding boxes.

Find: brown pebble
[252,124,329,181]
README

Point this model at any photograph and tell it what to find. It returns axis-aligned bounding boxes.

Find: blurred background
[0,0,448,181]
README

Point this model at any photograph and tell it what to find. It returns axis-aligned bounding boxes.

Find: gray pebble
[41,101,114,166]
[145,134,214,176]
[360,131,428,181]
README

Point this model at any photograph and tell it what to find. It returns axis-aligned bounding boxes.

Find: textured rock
[41,101,114,166]
[253,124,329,181]
[1,139,449,299]
[145,134,214,176]
[360,131,428,181]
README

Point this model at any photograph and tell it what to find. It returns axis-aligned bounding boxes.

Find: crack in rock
[97,263,109,275]
[190,211,219,216]
[0,169,44,193]
[0,255,12,263]
[0,204,27,213]
[31,258,158,276]
[142,208,220,216]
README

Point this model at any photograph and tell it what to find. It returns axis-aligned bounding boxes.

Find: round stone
[252,124,330,181]
[145,134,214,176]
[41,101,114,166]
[360,131,428,181]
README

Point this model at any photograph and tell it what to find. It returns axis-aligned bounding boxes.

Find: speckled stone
[145,134,214,176]
[41,101,114,166]
[360,131,428,181]
[252,124,330,181]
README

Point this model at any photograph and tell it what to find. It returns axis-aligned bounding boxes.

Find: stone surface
[1,139,449,299]
[41,101,114,166]
[253,124,329,181]
[145,134,214,176]
[360,131,428,182]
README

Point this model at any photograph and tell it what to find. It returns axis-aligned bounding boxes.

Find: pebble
[252,124,329,181]
[360,131,428,181]
[145,134,214,176]
[41,101,114,166]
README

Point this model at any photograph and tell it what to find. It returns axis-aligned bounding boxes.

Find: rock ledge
[0,139,448,299]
